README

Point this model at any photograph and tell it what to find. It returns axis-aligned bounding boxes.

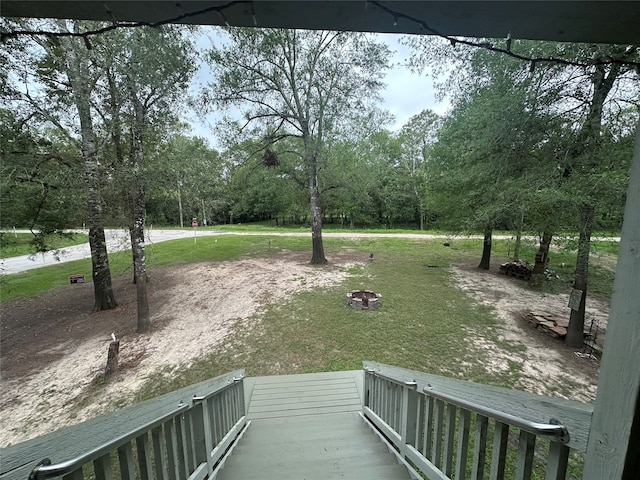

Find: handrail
[29,370,247,479]
[365,367,417,389]
[423,385,570,443]
[29,402,189,479]
[364,366,569,444]
[193,374,245,403]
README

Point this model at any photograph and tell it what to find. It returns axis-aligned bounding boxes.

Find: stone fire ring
[347,290,382,310]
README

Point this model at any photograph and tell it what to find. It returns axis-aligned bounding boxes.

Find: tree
[206,28,390,263]
[2,19,120,311]
[149,134,224,227]
[0,110,85,232]
[44,23,119,311]
[396,110,441,230]
[407,36,637,342]
[106,26,196,332]
[560,49,638,346]
[427,72,553,269]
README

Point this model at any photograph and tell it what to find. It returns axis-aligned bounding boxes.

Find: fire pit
[346,290,382,310]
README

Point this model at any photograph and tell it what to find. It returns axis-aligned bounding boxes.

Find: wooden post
[583,124,640,479]
[105,339,120,378]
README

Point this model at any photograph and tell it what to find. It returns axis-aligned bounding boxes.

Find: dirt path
[0,251,607,448]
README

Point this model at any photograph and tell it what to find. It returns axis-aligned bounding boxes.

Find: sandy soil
[0,251,607,448]
[450,265,605,403]
[0,251,359,447]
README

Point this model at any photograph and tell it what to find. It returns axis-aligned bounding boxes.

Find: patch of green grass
[0,232,89,258]
[0,235,311,303]
[591,240,619,255]
[134,240,525,402]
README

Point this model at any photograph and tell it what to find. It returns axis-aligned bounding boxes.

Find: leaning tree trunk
[60,33,117,311]
[566,205,594,347]
[307,148,327,264]
[478,225,493,270]
[530,231,553,286]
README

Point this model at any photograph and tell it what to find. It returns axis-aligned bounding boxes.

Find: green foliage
[147,134,224,226]
[0,109,85,229]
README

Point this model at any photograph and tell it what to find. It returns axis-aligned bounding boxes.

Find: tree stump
[105,340,120,379]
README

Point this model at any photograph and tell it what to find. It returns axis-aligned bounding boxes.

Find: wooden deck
[0,365,596,480]
[216,370,413,479]
[244,370,364,419]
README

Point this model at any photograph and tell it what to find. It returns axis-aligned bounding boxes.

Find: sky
[186,30,450,149]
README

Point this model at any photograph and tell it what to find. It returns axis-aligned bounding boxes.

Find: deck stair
[214,370,414,479]
[6,363,591,480]
[215,412,412,479]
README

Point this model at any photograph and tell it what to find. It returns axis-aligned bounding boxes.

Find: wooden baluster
[184,409,196,473]
[415,395,426,452]
[400,386,419,457]
[62,469,84,480]
[545,442,569,480]
[175,414,189,479]
[490,421,509,480]
[455,409,471,480]
[471,414,488,480]
[424,396,434,459]
[443,404,457,476]
[394,383,402,431]
[118,442,136,480]
[164,418,182,480]
[515,430,536,480]
[191,399,214,474]
[135,433,153,480]
[93,453,113,480]
[151,426,167,480]
[432,399,445,469]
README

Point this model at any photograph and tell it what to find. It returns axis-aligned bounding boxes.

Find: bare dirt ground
[451,265,606,402]
[0,251,608,448]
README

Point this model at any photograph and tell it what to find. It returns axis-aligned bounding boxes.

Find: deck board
[217,412,411,480]
[245,370,364,420]
[216,371,411,479]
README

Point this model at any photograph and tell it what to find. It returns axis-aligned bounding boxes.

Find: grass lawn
[4,233,613,480]
[0,232,89,259]
[130,235,617,402]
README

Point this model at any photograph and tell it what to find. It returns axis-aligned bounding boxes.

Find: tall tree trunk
[307,147,327,264]
[60,32,117,311]
[127,76,150,333]
[566,205,594,347]
[530,231,553,285]
[565,62,620,343]
[130,214,150,332]
[478,225,492,270]
[88,226,117,311]
[513,229,522,261]
[177,178,184,228]
[513,210,524,261]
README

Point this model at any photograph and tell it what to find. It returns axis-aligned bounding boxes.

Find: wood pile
[499,260,532,280]
[526,312,569,338]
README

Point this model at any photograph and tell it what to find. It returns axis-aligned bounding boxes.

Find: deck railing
[28,374,247,480]
[363,362,592,480]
